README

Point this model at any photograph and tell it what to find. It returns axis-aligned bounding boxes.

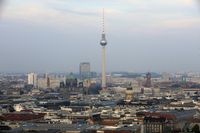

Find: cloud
[160,18,200,29]
[0,0,5,15]
[1,0,200,35]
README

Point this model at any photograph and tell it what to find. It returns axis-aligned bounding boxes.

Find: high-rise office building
[100,9,107,89]
[28,73,37,87]
[45,73,50,88]
[144,72,152,88]
[79,62,90,80]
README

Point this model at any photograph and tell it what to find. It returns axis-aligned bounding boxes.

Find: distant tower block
[45,73,50,88]
[100,9,108,89]
[145,72,152,88]
[47,77,50,88]
[28,73,37,88]
[79,62,90,80]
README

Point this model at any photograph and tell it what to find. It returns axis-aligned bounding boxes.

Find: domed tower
[125,83,134,102]
[100,9,107,89]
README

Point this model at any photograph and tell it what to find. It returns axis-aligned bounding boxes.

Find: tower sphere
[100,39,107,46]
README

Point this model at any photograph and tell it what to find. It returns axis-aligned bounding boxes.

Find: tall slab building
[79,62,90,80]
[28,73,37,87]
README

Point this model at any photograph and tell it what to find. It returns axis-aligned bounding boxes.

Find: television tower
[100,9,107,89]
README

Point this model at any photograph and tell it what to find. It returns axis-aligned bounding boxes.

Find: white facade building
[28,73,37,87]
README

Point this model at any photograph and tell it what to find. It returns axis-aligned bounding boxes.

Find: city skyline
[0,0,200,73]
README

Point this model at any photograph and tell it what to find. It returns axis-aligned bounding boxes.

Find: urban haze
[1,1,200,133]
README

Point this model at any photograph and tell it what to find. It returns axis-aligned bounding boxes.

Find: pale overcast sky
[0,0,200,73]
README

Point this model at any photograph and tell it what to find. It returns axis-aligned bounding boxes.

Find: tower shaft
[100,9,107,89]
[102,46,106,88]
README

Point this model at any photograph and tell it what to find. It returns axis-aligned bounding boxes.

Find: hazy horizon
[0,0,200,73]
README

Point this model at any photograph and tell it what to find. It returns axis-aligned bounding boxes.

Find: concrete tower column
[102,46,106,88]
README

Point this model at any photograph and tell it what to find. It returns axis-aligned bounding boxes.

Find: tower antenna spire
[102,8,105,33]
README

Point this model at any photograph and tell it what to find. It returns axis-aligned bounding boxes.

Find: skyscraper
[144,72,152,88]
[100,9,107,89]
[79,62,90,80]
[28,73,37,87]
